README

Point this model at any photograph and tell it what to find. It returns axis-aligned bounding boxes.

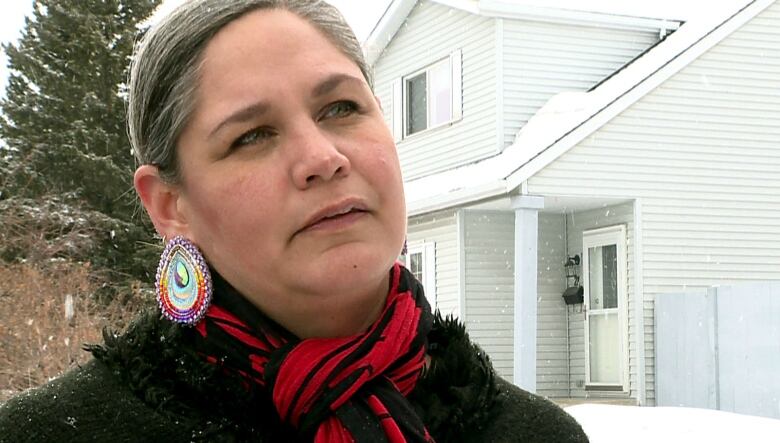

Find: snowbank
[565,404,780,443]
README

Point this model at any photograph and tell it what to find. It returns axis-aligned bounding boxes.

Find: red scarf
[192,262,435,442]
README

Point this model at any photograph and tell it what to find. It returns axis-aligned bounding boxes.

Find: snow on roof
[403,0,767,216]
[566,403,780,443]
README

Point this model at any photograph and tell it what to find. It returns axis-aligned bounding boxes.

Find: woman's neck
[280,272,391,339]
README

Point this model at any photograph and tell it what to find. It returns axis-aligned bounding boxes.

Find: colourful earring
[155,236,212,326]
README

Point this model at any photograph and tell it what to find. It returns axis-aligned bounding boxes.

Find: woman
[0,1,588,441]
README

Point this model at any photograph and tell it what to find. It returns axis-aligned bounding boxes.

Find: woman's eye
[231,127,274,149]
[320,101,359,120]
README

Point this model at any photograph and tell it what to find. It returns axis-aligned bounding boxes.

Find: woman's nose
[289,123,351,189]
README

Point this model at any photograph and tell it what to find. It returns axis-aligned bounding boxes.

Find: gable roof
[364,0,682,66]
[401,0,769,216]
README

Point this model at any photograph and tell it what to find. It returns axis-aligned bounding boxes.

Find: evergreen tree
[0,0,161,280]
[1,0,159,217]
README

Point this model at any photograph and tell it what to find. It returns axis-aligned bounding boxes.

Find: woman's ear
[134,165,189,239]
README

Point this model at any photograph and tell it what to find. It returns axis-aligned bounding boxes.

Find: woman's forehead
[188,9,366,135]
[198,9,360,91]
[204,10,344,67]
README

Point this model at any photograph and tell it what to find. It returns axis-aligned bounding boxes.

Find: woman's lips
[297,198,369,235]
[300,209,367,233]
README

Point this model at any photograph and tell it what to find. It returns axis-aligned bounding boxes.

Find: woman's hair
[127,0,371,183]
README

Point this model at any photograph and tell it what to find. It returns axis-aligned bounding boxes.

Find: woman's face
[173,9,406,337]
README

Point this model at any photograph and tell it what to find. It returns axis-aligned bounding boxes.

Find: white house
[366,0,780,406]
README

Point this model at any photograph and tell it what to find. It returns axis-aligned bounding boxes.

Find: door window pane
[602,245,618,309]
[589,312,620,383]
[588,244,618,309]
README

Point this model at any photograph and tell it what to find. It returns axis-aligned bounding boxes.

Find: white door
[583,225,627,390]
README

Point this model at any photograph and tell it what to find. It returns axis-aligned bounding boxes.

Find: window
[402,242,437,308]
[392,50,462,141]
[405,59,452,136]
[408,250,425,282]
[589,244,618,310]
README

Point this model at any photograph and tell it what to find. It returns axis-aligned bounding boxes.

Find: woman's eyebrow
[312,73,364,98]
[207,74,363,140]
[209,101,270,140]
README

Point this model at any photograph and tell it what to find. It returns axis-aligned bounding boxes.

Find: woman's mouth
[306,209,366,231]
[298,200,369,234]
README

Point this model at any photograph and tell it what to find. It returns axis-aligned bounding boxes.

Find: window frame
[402,242,437,309]
[402,57,453,138]
[395,49,462,140]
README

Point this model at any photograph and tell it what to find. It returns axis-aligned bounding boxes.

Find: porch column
[510,195,544,393]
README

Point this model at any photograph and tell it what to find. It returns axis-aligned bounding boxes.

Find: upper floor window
[405,59,452,136]
[392,50,462,141]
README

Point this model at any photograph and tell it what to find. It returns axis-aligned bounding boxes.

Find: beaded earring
[155,236,213,326]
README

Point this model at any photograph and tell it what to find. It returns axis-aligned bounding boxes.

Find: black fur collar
[88,310,499,441]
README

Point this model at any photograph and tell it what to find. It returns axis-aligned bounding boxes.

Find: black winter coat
[0,311,588,442]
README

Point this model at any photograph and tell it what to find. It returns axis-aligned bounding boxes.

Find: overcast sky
[0,0,746,100]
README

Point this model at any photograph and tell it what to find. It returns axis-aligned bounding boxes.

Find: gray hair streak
[127,0,371,183]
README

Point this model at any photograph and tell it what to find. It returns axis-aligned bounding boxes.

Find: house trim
[633,199,646,405]
[509,195,544,392]
[365,0,417,66]
[477,0,683,33]
[456,210,467,320]
[406,180,506,216]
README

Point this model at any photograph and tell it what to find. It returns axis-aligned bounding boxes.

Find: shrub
[0,261,153,403]
[0,196,159,285]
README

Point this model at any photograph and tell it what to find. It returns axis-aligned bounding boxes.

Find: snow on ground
[565,404,780,443]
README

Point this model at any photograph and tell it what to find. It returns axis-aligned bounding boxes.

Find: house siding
[527,1,780,404]
[407,210,461,317]
[536,213,569,397]
[373,1,498,179]
[462,210,515,382]
[502,20,659,147]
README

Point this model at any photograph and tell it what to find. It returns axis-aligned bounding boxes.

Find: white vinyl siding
[373,1,497,179]
[536,213,569,397]
[527,1,780,404]
[406,210,460,317]
[502,21,659,147]
[462,210,515,382]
